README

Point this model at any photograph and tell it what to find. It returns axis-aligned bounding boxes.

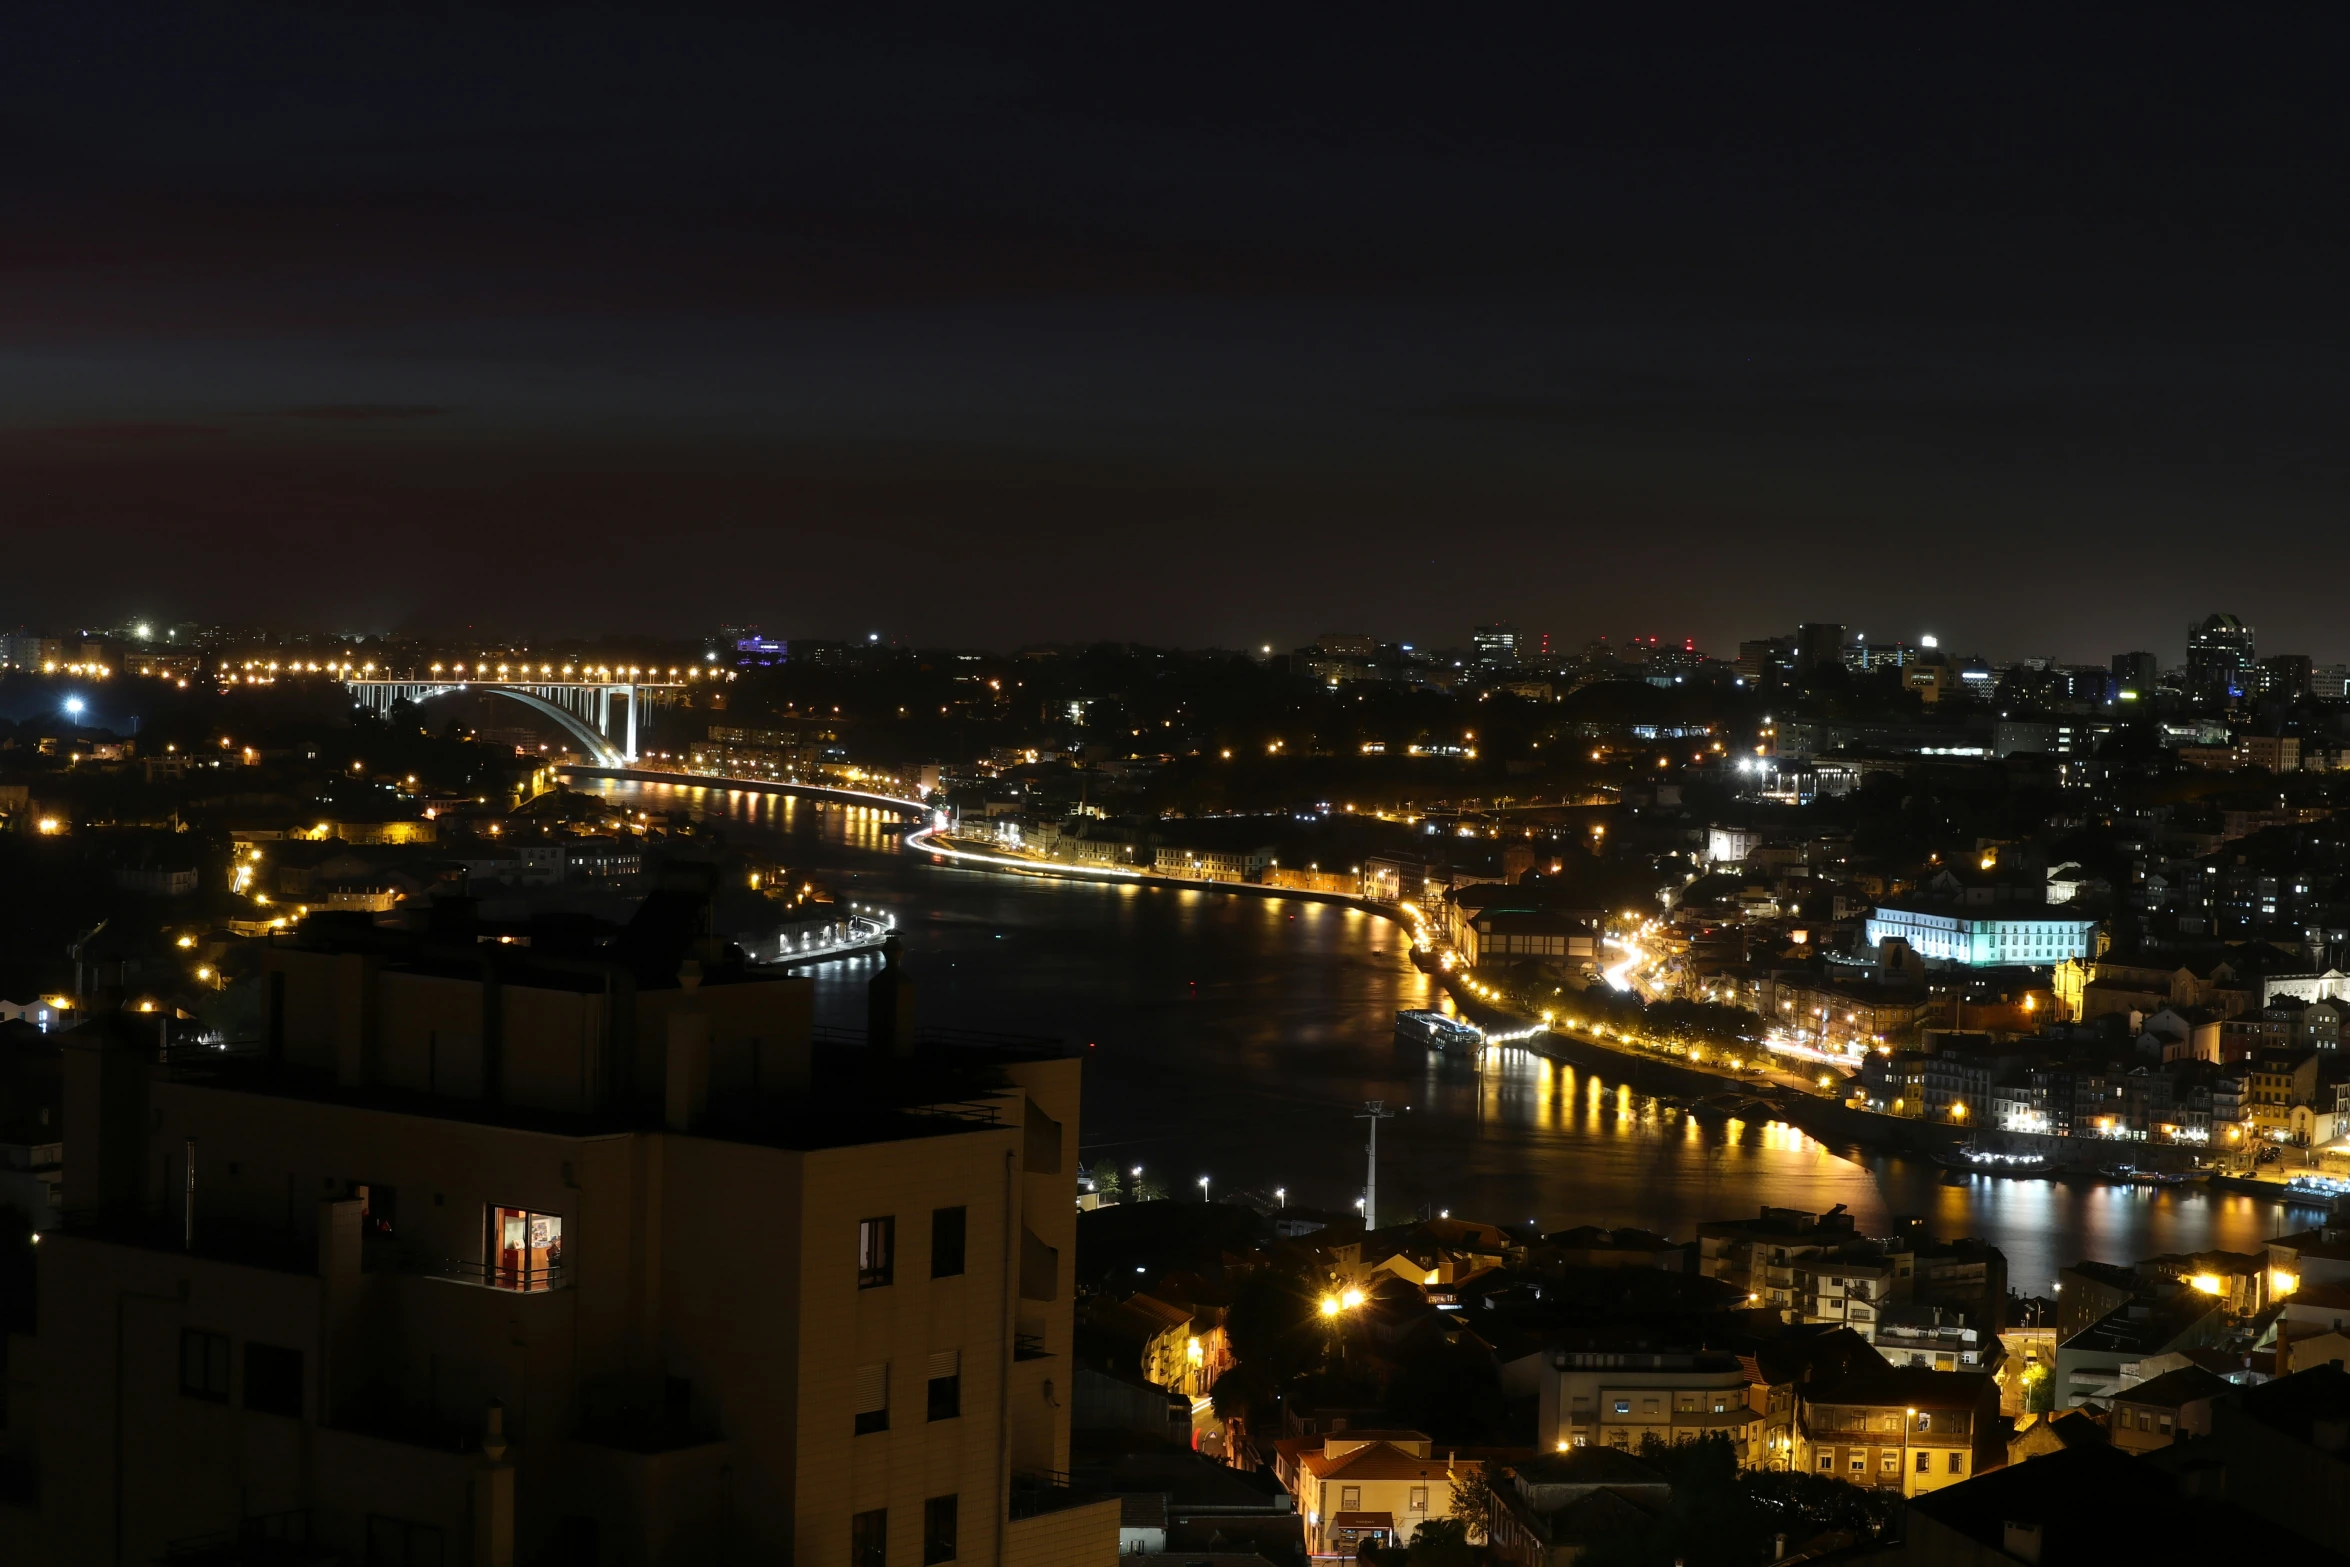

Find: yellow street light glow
[1340,1288,1365,1310]
[1319,1296,1341,1318]
[2189,1273,2224,1295]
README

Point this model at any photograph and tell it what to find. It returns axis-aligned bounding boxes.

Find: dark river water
[584,777,2311,1296]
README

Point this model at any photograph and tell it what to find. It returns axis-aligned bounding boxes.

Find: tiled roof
[1303,1443,1451,1482]
[2112,1364,2232,1409]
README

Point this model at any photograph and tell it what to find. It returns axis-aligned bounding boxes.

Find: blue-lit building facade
[1863,902,2099,967]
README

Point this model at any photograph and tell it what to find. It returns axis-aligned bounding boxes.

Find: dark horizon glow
[6,8,2348,662]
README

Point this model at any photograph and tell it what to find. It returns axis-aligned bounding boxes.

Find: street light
[1274,1187,1286,1208]
[1198,1176,1210,1203]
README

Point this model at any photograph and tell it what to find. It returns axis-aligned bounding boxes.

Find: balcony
[368,1246,570,1292]
[1010,1469,1103,1520]
[162,1509,329,1566]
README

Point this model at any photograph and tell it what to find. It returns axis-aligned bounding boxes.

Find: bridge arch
[397,685,627,767]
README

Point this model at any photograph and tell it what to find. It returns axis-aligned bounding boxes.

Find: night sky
[7,6,2348,660]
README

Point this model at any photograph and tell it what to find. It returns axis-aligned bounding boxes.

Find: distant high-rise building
[2185,613,2255,701]
[1472,623,1520,669]
[1734,637,1795,684]
[1313,632,1377,657]
[1794,623,1848,673]
[2111,650,2159,696]
[2257,653,2313,701]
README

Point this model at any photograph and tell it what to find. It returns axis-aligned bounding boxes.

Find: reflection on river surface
[587,776,2313,1294]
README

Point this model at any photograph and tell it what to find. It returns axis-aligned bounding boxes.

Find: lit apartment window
[1340,1487,1361,1511]
[859,1217,896,1288]
[488,1206,564,1291]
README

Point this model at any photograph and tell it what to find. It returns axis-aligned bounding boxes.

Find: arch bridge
[344,679,684,768]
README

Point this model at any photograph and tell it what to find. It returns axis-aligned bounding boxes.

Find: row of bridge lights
[233,659,376,674]
[426,662,722,682]
[219,659,732,681]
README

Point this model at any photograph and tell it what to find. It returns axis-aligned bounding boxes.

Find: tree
[1210,1265,1335,1424]
[1082,1160,1124,1203]
[1405,1516,1477,1567]
[1447,1460,1503,1545]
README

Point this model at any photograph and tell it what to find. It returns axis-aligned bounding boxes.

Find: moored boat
[1396,1008,1483,1057]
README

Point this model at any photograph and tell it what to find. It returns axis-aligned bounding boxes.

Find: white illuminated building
[1861,902,2098,967]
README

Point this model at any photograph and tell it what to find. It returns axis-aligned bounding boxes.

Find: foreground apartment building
[0,892,1111,1566]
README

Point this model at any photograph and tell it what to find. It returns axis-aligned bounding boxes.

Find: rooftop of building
[1543,1225,1681,1252]
[2113,1364,2235,1408]
[1909,1443,2329,1565]
[1298,1442,1452,1482]
[1509,1448,1669,1492]
[2230,1361,2350,1446]
[2062,1295,2224,1357]
[1801,1362,1992,1412]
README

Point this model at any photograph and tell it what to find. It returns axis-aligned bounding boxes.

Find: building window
[855,1362,890,1435]
[1850,1455,1865,1472]
[1614,1400,1630,1414]
[487,1206,564,1291]
[1409,1488,1429,1511]
[1341,1487,1361,1511]
[852,1509,887,1567]
[244,1342,304,1418]
[1916,1413,1931,1431]
[1881,1453,1898,1473]
[923,1496,958,1565]
[180,1329,230,1402]
[365,1517,446,1567]
[859,1217,895,1288]
[932,1206,967,1278]
[1915,1451,1930,1473]
[1817,1453,1833,1472]
[927,1351,960,1421]
[1948,1452,1964,1474]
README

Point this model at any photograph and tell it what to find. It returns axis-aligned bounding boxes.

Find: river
[584,776,2311,1296]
